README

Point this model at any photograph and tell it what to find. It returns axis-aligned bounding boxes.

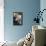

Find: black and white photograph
[13,12,23,25]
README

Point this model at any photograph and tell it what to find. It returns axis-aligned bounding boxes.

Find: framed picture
[13,12,23,25]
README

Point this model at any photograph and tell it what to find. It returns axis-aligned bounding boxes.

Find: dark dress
[13,16,20,25]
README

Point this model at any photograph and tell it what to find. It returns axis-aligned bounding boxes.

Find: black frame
[13,12,23,25]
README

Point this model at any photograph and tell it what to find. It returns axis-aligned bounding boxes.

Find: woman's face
[15,15,21,21]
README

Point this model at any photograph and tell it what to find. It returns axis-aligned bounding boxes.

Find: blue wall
[4,0,40,42]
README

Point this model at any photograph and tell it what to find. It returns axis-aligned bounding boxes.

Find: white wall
[0,0,4,42]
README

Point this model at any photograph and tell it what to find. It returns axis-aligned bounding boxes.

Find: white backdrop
[0,0,4,42]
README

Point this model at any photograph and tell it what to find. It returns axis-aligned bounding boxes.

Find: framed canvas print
[13,12,23,25]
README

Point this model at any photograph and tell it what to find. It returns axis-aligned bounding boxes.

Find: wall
[0,0,4,42]
[40,0,46,45]
[40,0,46,26]
[4,0,40,42]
